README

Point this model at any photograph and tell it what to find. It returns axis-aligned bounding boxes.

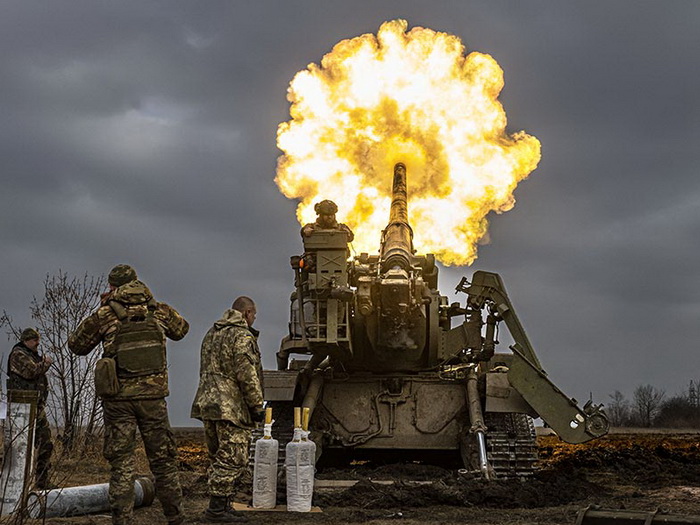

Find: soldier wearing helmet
[301,199,354,241]
[68,264,189,525]
[6,327,54,489]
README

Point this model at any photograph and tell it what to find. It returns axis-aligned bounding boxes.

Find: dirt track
[18,429,700,525]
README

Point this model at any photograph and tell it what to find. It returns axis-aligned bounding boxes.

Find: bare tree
[1,271,105,450]
[632,384,666,427]
[607,390,630,427]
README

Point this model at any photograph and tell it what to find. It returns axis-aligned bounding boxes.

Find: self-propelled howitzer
[265,163,608,479]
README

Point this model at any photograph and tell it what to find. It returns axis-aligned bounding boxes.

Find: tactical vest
[109,299,167,379]
[6,344,49,405]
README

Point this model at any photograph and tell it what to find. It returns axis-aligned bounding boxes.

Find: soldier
[191,296,265,523]
[68,264,189,525]
[6,327,54,489]
[300,199,355,241]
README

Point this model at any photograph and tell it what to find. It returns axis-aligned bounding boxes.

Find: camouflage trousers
[34,407,53,488]
[203,420,252,497]
[103,398,182,525]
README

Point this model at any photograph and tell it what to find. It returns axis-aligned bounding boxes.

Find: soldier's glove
[251,409,266,423]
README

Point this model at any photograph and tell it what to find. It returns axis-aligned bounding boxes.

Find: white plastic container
[285,407,316,512]
[252,409,279,509]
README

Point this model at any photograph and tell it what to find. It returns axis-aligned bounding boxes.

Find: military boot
[203,496,248,523]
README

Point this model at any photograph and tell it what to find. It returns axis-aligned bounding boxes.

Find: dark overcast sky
[2,1,699,426]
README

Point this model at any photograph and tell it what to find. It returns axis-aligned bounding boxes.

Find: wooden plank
[232,502,323,513]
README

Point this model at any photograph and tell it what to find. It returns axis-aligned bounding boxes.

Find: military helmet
[315,199,338,215]
[20,327,40,341]
[108,264,138,287]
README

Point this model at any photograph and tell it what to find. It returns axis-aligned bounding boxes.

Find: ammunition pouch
[95,357,120,397]
[114,317,166,378]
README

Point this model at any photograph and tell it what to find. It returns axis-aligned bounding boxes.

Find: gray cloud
[2,1,699,425]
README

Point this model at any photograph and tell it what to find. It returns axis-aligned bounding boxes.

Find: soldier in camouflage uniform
[6,327,54,489]
[301,199,355,241]
[191,296,265,523]
[68,264,189,525]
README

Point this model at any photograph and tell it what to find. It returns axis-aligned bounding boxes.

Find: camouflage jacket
[301,220,354,242]
[67,280,189,400]
[190,308,264,428]
[6,342,50,406]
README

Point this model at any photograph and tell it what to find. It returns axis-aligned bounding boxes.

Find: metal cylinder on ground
[26,477,155,519]
[252,407,279,509]
[575,506,700,524]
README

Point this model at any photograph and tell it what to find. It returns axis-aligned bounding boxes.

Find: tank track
[250,408,538,479]
[484,412,538,479]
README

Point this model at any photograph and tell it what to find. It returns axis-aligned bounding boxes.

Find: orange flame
[276,20,541,266]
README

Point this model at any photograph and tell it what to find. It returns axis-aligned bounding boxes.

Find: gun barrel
[389,163,409,224]
[381,163,414,271]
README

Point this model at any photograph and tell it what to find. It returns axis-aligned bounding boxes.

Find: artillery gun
[265,162,608,479]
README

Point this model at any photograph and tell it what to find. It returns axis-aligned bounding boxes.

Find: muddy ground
[13,429,700,525]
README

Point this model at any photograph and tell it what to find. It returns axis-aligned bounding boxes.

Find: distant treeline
[607,381,700,428]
